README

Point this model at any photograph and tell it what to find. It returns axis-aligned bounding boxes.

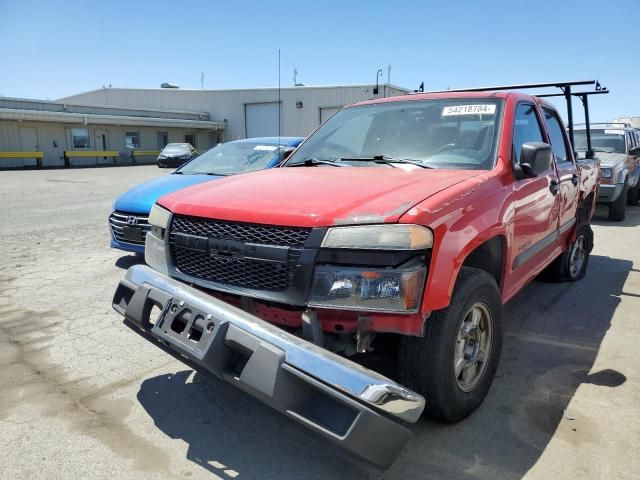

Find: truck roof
[349,91,557,110]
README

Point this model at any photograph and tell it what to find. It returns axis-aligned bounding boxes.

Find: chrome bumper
[112,265,425,468]
[597,183,624,203]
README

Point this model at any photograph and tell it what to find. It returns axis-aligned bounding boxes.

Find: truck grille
[109,211,151,246]
[170,215,310,247]
[169,215,311,291]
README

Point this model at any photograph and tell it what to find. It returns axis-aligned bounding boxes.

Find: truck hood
[114,173,219,214]
[158,167,483,227]
[594,152,627,168]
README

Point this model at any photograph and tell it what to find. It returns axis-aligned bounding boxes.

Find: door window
[71,128,90,149]
[542,108,570,164]
[125,131,140,149]
[184,133,196,147]
[626,131,635,150]
[513,104,544,164]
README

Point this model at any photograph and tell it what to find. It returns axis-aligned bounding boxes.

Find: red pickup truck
[113,83,600,467]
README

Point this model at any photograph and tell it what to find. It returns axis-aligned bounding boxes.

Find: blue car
[109,137,303,253]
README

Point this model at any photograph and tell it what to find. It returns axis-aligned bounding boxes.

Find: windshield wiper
[339,155,432,169]
[288,158,344,167]
[205,172,231,176]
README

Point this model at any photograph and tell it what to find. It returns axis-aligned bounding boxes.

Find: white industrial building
[61,83,409,142]
[0,83,408,168]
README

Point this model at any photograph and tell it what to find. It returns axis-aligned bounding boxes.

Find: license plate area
[153,299,217,357]
[123,225,144,242]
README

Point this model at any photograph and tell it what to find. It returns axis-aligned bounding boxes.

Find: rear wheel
[609,181,628,221]
[398,267,503,423]
[547,225,593,281]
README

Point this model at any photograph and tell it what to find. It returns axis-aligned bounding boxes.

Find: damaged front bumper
[112,265,425,468]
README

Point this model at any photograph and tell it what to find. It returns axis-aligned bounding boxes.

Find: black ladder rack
[419,80,610,159]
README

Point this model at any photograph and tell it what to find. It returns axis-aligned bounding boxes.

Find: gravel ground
[0,165,638,480]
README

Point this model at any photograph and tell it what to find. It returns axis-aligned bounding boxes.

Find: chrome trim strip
[559,218,577,235]
[513,229,558,270]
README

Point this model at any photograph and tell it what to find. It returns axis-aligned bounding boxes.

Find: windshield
[161,144,191,155]
[285,99,503,170]
[575,129,626,154]
[178,142,284,175]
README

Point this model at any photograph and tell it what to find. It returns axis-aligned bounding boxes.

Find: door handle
[571,173,579,186]
[549,180,560,195]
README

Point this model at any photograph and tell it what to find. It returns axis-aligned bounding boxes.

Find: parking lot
[1,165,639,480]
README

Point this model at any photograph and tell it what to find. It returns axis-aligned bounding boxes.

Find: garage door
[320,106,341,124]
[245,102,280,138]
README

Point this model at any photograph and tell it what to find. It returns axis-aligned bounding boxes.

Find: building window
[71,128,90,149]
[184,132,196,147]
[157,131,169,149]
[125,131,140,149]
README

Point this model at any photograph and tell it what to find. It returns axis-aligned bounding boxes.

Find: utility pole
[278,49,281,142]
[200,72,204,90]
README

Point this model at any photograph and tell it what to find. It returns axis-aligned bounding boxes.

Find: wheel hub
[569,234,586,278]
[454,303,493,392]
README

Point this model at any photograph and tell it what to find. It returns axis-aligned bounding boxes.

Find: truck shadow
[591,203,640,227]
[136,254,630,480]
[114,254,145,270]
[136,371,371,480]
[387,253,630,480]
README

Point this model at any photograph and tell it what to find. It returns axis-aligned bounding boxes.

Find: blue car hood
[114,173,219,214]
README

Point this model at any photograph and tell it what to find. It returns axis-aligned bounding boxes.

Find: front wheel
[398,267,503,423]
[609,182,628,221]
[627,184,639,205]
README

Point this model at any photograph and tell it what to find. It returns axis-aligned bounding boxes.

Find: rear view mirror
[630,146,640,156]
[517,142,553,178]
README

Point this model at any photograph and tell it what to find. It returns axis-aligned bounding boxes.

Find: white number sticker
[254,145,278,151]
[604,129,624,135]
[442,104,496,116]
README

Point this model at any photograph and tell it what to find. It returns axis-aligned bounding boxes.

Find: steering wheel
[435,143,457,154]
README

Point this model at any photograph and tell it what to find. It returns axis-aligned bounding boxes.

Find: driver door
[509,102,561,288]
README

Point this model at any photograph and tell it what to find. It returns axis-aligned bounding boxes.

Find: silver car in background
[574,123,640,221]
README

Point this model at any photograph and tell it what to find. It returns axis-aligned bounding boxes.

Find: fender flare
[423,225,508,312]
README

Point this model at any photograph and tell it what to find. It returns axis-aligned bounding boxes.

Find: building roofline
[57,83,411,100]
[0,108,225,129]
[0,95,209,116]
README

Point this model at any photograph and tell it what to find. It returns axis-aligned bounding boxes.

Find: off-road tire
[627,184,639,206]
[609,181,628,221]
[398,267,503,423]
[546,224,593,281]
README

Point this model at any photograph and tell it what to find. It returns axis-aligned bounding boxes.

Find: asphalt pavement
[1,166,638,480]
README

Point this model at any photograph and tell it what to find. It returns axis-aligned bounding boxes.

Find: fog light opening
[149,305,162,327]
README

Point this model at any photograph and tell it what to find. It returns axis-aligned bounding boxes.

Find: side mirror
[629,146,640,156]
[516,142,553,178]
[277,147,296,165]
[282,147,296,160]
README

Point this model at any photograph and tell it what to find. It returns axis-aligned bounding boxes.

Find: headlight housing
[600,167,613,179]
[308,265,426,312]
[149,204,171,229]
[321,224,433,250]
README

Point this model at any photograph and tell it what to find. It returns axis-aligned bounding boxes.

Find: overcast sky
[1,0,638,122]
